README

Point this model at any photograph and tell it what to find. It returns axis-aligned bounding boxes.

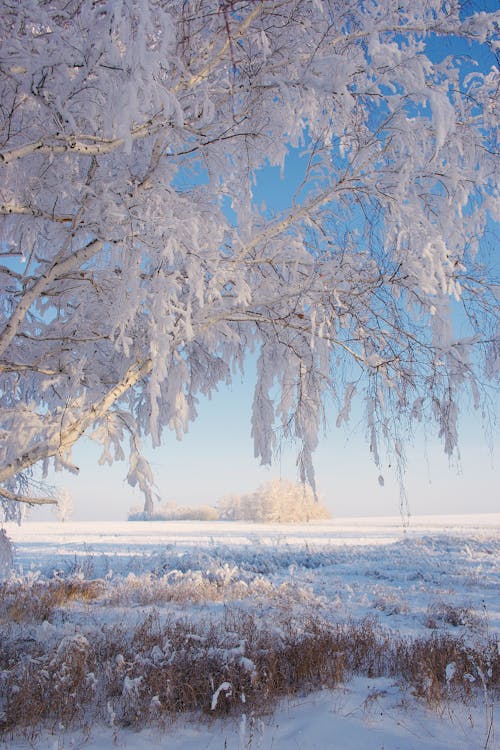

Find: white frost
[211,681,232,711]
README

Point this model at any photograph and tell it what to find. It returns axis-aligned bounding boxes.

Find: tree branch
[0,238,103,359]
[0,358,153,488]
[0,487,57,506]
[0,203,74,223]
[0,116,169,164]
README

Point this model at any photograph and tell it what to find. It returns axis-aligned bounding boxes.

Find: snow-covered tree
[0,527,13,577]
[218,479,331,522]
[55,488,74,523]
[0,1,498,516]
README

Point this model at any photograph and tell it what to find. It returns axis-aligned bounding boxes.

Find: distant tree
[0,1,498,517]
[55,489,74,523]
[219,479,331,523]
[182,504,219,522]
[0,528,13,577]
[128,505,147,522]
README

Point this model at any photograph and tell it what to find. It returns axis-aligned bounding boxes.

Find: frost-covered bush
[218,479,331,523]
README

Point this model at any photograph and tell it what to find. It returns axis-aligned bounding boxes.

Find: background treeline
[128,480,331,523]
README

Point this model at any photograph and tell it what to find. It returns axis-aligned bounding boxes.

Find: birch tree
[0,0,498,517]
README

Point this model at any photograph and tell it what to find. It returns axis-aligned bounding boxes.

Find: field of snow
[2,514,499,749]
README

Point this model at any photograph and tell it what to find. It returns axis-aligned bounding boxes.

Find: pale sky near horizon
[31,363,499,522]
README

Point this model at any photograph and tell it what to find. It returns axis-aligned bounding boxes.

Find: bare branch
[0,486,57,505]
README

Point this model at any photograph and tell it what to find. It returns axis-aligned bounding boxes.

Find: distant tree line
[128,502,219,522]
[128,480,331,523]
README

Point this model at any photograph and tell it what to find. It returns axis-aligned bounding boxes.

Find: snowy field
[2,514,499,749]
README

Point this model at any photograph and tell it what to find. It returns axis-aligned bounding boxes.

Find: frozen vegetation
[0,514,498,748]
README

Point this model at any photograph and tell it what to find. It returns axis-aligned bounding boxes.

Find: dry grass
[425,601,485,631]
[0,578,105,623]
[0,577,498,740]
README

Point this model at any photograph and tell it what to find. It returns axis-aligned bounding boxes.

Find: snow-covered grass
[1,515,498,749]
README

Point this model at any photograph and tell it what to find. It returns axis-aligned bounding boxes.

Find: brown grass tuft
[0,578,105,623]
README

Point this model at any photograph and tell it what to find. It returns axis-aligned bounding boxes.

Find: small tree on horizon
[56,489,74,523]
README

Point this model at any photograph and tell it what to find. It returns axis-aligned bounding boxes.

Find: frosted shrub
[219,480,331,523]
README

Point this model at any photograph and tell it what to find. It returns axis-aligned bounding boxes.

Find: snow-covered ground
[2,514,499,749]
